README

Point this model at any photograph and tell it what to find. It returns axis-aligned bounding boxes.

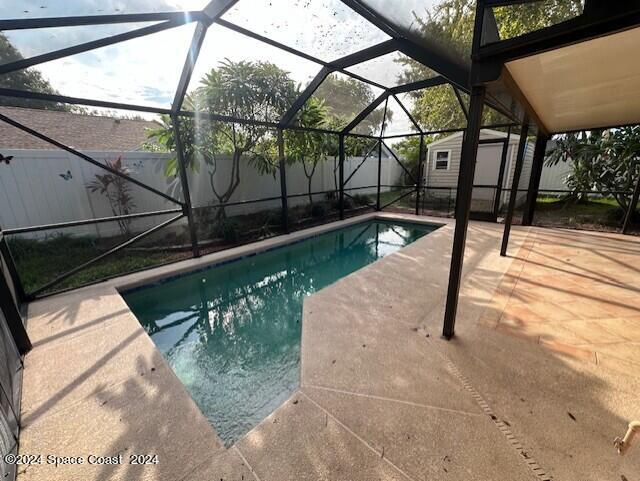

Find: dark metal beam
[339,0,403,38]
[342,92,388,134]
[172,21,209,113]
[0,112,183,206]
[376,136,383,210]
[278,129,290,231]
[382,141,417,185]
[476,6,640,64]
[343,141,379,186]
[3,208,183,235]
[415,134,425,215]
[329,39,398,70]
[622,165,640,235]
[492,126,511,220]
[390,76,448,95]
[392,94,422,133]
[0,20,180,76]
[202,0,240,21]
[339,134,346,220]
[0,11,206,30]
[451,85,469,120]
[30,214,184,297]
[396,39,469,90]
[442,85,486,340]
[0,88,172,115]
[280,67,333,127]
[380,189,414,210]
[500,119,530,256]
[522,133,549,225]
[171,115,200,257]
[0,265,31,354]
[0,230,27,305]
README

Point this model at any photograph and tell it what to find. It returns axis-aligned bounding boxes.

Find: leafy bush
[214,219,239,243]
[310,203,326,218]
[351,194,371,206]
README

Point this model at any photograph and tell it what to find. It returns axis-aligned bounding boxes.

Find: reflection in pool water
[123,220,437,445]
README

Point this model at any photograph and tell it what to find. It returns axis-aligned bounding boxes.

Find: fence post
[339,134,345,220]
[171,115,200,258]
[278,129,290,232]
[415,134,424,215]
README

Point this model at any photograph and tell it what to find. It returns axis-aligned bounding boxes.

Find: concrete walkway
[17,215,640,481]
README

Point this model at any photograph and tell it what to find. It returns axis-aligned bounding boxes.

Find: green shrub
[214,219,239,243]
[310,203,326,218]
[352,194,371,206]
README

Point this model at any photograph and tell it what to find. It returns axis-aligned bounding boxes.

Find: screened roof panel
[0,23,158,66]
[344,51,437,89]
[182,24,323,122]
[351,105,385,137]
[295,72,384,132]
[396,84,467,132]
[488,0,584,44]
[358,0,474,67]
[382,96,417,137]
[221,0,391,63]
[6,23,196,108]
[3,0,207,18]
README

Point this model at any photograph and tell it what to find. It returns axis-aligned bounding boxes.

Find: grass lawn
[8,235,188,296]
[532,195,636,232]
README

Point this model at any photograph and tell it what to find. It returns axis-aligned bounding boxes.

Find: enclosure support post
[493,126,511,220]
[501,120,530,257]
[622,164,640,234]
[442,85,486,340]
[376,140,382,211]
[339,134,345,220]
[522,133,549,226]
[0,260,31,354]
[0,230,27,304]
[415,134,424,215]
[277,129,290,232]
[172,115,200,258]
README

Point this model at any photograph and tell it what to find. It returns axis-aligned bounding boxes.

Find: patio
[14,214,640,481]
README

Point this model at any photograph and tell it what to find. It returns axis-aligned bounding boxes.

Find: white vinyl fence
[0,149,403,238]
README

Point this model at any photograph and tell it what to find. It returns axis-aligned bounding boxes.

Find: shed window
[433,150,450,170]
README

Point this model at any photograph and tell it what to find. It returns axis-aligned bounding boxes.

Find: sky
[3,0,427,135]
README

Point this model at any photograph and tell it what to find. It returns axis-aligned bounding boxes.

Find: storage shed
[424,129,534,219]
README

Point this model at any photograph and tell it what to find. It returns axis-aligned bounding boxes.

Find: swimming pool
[123,219,438,445]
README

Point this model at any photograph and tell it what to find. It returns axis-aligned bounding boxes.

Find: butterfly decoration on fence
[59,170,73,181]
[0,153,13,165]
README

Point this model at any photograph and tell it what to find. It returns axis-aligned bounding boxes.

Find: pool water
[123,220,437,445]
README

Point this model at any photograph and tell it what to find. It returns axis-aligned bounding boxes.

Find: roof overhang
[505,26,640,134]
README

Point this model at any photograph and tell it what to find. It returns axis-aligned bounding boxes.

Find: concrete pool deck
[17,213,640,480]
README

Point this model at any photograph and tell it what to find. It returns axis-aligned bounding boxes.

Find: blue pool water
[123,220,437,445]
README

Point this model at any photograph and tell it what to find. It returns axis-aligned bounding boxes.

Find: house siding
[424,130,534,209]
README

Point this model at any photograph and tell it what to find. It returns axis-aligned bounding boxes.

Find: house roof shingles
[0,106,160,151]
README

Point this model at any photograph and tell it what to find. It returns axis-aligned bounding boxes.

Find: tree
[397,0,583,130]
[547,127,640,212]
[313,73,389,135]
[0,33,71,111]
[149,59,297,220]
[285,97,328,210]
